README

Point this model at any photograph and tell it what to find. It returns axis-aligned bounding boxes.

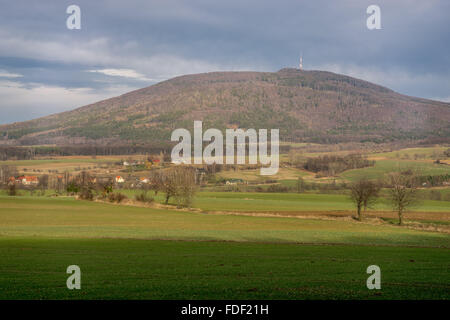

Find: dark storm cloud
[0,0,449,123]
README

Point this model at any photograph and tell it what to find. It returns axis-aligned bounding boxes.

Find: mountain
[1,68,449,145]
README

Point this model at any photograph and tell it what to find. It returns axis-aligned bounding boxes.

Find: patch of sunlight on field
[340,159,450,181]
[373,147,448,160]
[97,190,450,213]
[193,192,450,213]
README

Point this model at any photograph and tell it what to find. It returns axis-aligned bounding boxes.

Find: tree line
[302,154,375,176]
[1,165,198,208]
[0,145,172,160]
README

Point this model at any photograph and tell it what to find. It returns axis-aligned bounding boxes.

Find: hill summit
[1,68,449,145]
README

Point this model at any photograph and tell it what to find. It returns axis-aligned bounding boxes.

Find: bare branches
[388,172,419,225]
[153,166,198,207]
[0,165,18,186]
[349,178,380,221]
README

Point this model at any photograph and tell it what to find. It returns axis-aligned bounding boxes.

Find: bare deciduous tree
[96,177,114,197]
[157,166,197,207]
[76,171,96,200]
[7,180,17,196]
[388,172,418,225]
[0,165,18,186]
[150,170,164,196]
[56,175,64,194]
[349,178,380,221]
[297,177,305,193]
[173,167,197,208]
[38,174,49,196]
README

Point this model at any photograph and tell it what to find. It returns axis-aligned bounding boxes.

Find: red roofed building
[20,176,39,185]
[140,177,149,184]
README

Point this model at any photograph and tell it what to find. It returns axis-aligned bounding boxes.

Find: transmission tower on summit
[299,54,303,70]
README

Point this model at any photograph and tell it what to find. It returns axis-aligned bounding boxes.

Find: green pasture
[0,196,448,246]
[192,192,450,213]
[2,188,450,215]
[114,190,450,213]
[373,147,448,160]
[340,159,449,181]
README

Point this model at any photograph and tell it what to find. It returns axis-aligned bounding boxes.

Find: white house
[115,176,125,183]
[140,177,149,184]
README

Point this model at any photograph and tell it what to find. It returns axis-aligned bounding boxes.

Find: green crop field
[0,196,448,245]
[340,159,449,181]
[1,238,449,300]
[116,190,450,214]
[192,192,450,213]
[0,196,449,299]
[373,147,448,160]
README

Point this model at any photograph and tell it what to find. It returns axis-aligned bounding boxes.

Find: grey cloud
[0,0,448,123]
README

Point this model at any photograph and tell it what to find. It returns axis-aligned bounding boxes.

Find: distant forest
[0,143,292,160]
[0,145,172,160]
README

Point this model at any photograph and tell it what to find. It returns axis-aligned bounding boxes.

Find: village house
[145,158,161,169]
[140,177,149,184]
[17,176,39,185]
[123,160,143,167]
[115,176,125,183]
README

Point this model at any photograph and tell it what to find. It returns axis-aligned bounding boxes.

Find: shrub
[267,184,290,193]
[79,187,94,200]
[135,192,154,203]
[108,192,127,203]
[303,154,375,176]
[429,190,442,201]
[66,182,79,194]
[7,184,17,196]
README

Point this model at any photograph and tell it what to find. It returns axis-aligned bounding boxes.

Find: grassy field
[0,156,125,174]
[191,192,450,214]
[4,189,449,215]
[114,190,450,216]
[1,238,448,300]
[0,143,449,299]
[0,196,448,245]
[373,147,448,160]
[0,195,449,299]
[215,160,449,184]
[340,159,449,181]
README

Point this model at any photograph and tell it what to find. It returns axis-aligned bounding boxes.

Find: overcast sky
[0,0,449,124]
